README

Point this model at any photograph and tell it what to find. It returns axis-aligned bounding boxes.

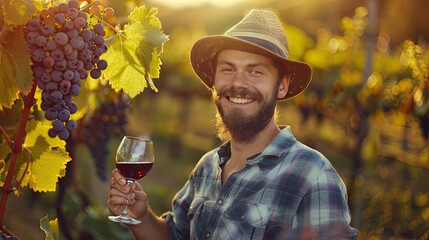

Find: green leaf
[40,215,59,240]
[103,6,169,98]
[18,120,70,192]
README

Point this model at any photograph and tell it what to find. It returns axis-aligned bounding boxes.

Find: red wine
[116,162,153,180]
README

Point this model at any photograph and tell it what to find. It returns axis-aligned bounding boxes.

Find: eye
[249,69,263,76]
[218,66,235,74]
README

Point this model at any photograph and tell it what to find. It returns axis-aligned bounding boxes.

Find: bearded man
[108,9,358,240]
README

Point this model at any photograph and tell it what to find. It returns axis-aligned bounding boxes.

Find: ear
[277,74,291,99]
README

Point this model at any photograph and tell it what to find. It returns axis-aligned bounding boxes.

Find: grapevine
[23,0,114,140]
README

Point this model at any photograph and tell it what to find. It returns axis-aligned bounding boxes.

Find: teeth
[229,97,254,104]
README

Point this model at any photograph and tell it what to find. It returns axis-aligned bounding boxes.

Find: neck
[229,120,280,161]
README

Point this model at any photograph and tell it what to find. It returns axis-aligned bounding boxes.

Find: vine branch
[0,79,37,228]
[0,125,13,148]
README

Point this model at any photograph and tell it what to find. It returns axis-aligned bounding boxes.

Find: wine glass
[108,136,154,225]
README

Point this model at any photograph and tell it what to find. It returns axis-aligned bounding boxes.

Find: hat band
[235,36,287,59]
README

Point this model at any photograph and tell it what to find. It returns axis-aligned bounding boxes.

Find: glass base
[108,215,141,225]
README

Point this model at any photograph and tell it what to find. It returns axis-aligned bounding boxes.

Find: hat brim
[190,35,312,100]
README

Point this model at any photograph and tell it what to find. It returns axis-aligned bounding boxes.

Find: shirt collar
[216,126,297,168]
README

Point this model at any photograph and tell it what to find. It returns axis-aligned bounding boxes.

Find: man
[108,9,358,239]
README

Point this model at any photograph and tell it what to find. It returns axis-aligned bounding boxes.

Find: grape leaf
[102,6,169,98]
[0,25,33,110]
[40,215,59,240]
[0,30,20,110]
[17,120,70,192]
[1,0,40,27]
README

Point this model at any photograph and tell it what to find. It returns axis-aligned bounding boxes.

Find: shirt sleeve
[289,168,358,239]
[162,177,194,240]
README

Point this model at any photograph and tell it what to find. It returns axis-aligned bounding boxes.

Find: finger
[112,168,127,185]
[109,182,131,196]
[108,193,127,206]
[109,190,137,207]
[133,188,148,203]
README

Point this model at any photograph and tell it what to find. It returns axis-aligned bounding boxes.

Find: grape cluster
[24,0,109,140]
[83,95,129,181]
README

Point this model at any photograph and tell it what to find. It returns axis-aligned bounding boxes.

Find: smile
[228,97,255,104]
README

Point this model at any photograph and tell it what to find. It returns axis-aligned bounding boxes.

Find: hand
[107,168,149,221]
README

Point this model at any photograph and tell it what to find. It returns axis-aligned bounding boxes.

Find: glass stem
[122,179,134,217]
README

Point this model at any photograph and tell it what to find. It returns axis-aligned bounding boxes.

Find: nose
[230,70,248,88]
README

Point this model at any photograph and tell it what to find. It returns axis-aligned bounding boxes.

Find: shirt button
[206,232,211,238]
[217,199,223,205]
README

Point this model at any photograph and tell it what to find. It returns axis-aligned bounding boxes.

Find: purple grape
[58,128,70,140]
[35,35,47,47]
[93,23,104,35]
[73,17,86,29]
[54,13,66,24]
[45,82,58,92]
[80,29,92,42]
[63,21,74,30]
[58,109,70,121]
[46,39,57,51]
[90,68,101,79]
[55,59,68,71]
[68,101,78,114]
[32,48,45,62]
[66,8,79,19]
[26,31,40,45]
[68,0,79,9]
[48,128,58,138]
[66,29,79,38]
[94,35,104,46]
[59,80,71,95]
[58,3,69,13]
[40,72,51,83]
[63,69,74,80]
[51,48,65,61]
[26,19,40,31]
[70,84,80,96]
[63,44,73,55]
[50,90,63,103]
[97,60,108,70]
[66,120,77,131]
[55,32,68,46]
[70,36,84,50]
[52,119,64,131]
[93,47,103,57]
[51,70,63,82]
[41,25,54,36]
[32,66,45,79]
[45,108,58,120]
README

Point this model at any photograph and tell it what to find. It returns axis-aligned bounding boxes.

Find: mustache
[216,87,261,100]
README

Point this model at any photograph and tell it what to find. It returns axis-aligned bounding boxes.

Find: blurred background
[5,0,428,239]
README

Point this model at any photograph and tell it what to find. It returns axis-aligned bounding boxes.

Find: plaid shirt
[163,126,358,239]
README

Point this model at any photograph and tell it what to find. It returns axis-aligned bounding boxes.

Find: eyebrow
[216,60,271,69]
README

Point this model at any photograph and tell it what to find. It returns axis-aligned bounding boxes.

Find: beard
[213,85,279,143]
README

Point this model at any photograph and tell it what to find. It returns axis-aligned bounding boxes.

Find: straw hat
[190,9,312,100]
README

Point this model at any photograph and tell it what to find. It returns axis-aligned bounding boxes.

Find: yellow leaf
[1,0,39,26]
[40,215,59,240]
[0,42,21,110]
[0,24,33,109]
[103,6,168,98]
[19,120,70,192]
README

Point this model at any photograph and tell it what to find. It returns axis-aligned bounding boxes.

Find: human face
[212,49,289,142]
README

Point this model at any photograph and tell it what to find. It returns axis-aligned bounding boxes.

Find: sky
[150,0,246,8]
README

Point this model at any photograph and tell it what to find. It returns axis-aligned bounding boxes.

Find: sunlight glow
[149,0,246,8]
